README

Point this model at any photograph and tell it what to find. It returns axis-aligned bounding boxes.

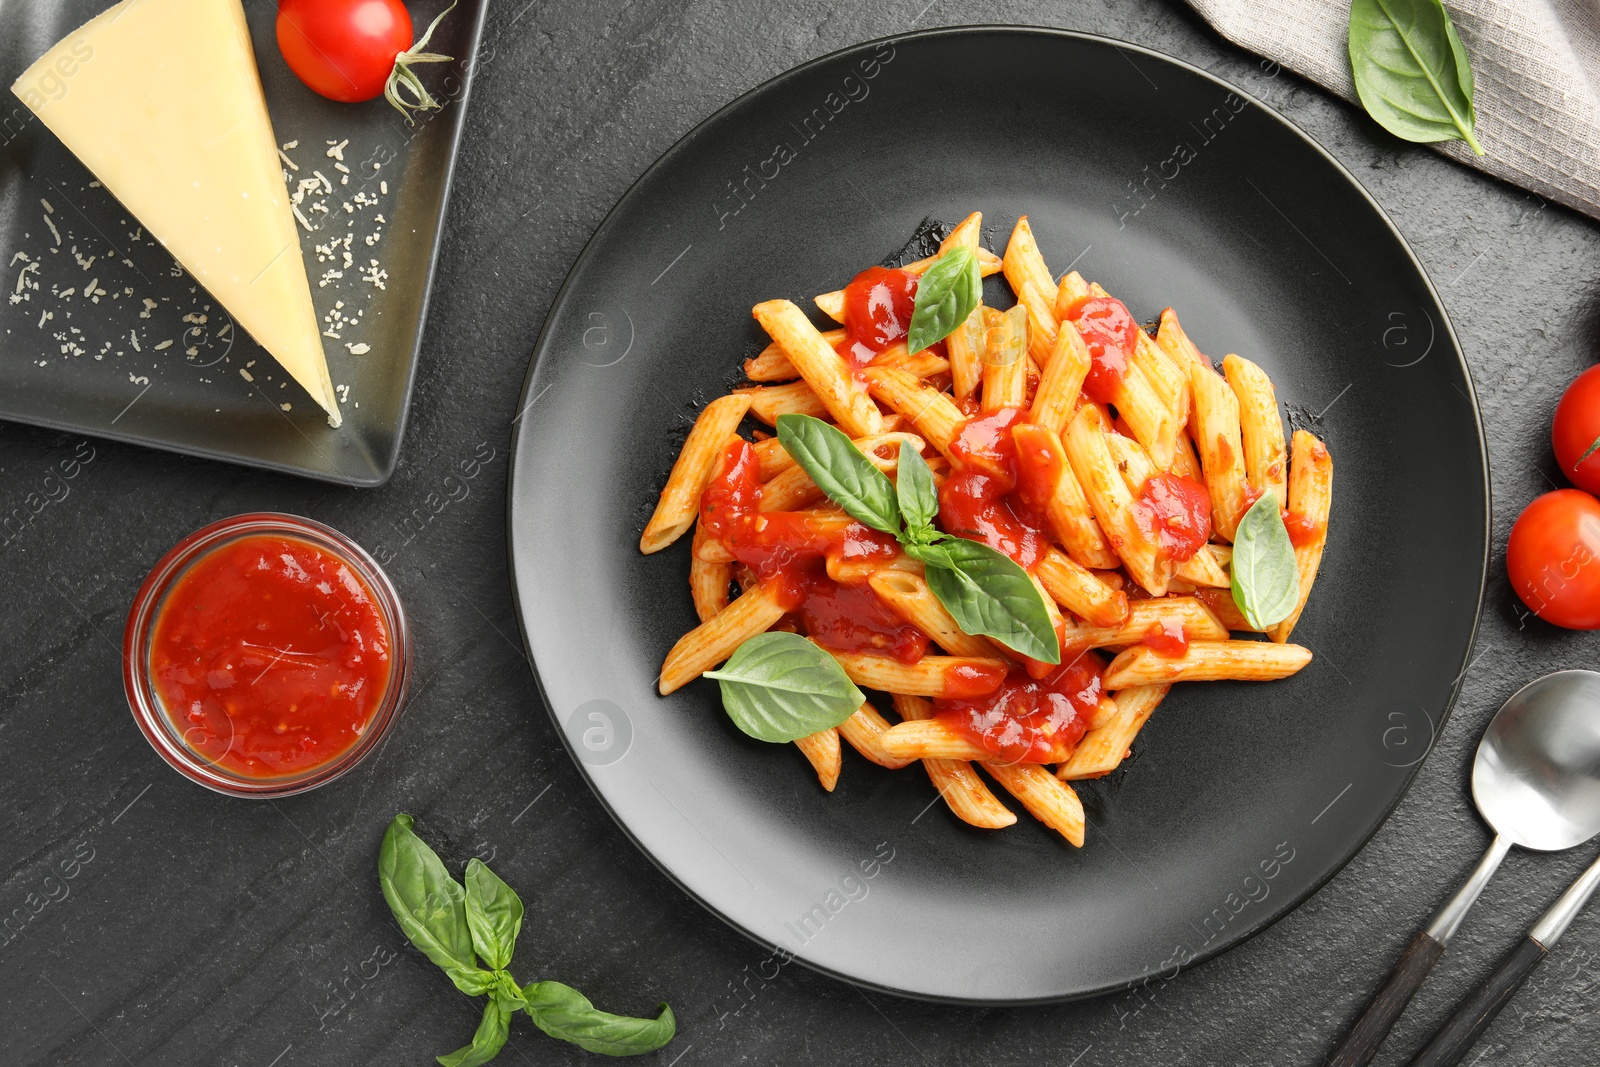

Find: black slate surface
[2,1,1598,1064]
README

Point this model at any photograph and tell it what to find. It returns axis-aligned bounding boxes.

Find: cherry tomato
[1506,489,1600,629]
[1553,365,1600,496]
[277,0,413,103]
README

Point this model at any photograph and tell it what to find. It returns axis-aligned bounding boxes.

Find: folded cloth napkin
[1185,0,1600,221]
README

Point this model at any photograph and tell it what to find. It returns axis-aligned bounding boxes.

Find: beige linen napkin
[1185,0,1600,220]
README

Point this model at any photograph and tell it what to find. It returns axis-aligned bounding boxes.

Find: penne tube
[892,694,1017,829]
[946,306,985,403]
[829,651,1008,698]
[1029,322,1091,435]
[794,728,841,791]
[981,762,1085,847]
[940,211,983,253]
[980,306,1031,410]
[739,381,828,425]
[1156,307,1210,370]
[1223,354,1289,509]
[1175,546,1231,588]
[1271,431,1334,643]
[1106,359,1177,471]
[1061,597,1228,656]
[1062,404,1172,596]
[864,366,966,461]
[1017,281,1059,369]
[1195,587,1260,633]
[753,436,796,479]
[753,299,883,438]
[814,245,1003,323]
[1135,330,1192,432]
[1055,270,1091,320]
[1003,216,1056,302]
[1058,684,1169,780]
[1170,429,1204,481]
[868,570,999,658]
[826,552,920,586]
[1189,359,1251,541]
[881,718,995,761]
[689,522,732,622]
[659,581,788,694]
[838,702,915,770]
[1102,639,1312,689]
[1208,542,1233,569]
[1101,433,1228,589]
[641,395,752,553]
[1013,423,1120,571]
[870,348,950,379]
[746,329,845,382]
[1035,546,1130,629]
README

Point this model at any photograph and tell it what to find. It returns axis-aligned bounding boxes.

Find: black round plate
[507,28,1487,1003]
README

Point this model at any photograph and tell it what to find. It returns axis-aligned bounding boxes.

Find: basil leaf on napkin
[1348,0,1484,155]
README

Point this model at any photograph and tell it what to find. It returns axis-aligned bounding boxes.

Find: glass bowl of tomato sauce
[123,513,411,798]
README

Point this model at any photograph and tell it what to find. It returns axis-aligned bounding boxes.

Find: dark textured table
[6,2,1600,1064]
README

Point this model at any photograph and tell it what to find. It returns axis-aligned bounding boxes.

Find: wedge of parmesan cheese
[13,0,341,426]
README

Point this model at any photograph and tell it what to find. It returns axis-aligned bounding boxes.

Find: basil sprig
[906,245,983,355]
[1229,492,1300,630]
[380,816,675,1063]
[773,414,1059,663]
[1348,0,1483,155]
[704,632,866,741]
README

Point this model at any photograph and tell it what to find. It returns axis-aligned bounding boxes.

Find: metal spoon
[1327,670,1600,1067]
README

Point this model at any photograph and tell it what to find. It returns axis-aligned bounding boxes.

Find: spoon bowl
[1473,669,1600,851]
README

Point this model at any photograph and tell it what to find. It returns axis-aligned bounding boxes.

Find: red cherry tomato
[1507,489,1600,629]
[277,0,413,103]
[1553,365,1600,496]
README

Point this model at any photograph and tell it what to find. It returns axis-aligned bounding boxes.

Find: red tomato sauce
[939,407,1051,570]
[838,265,919,368]
[1131,472,1212,562]
[1142,616,1190,657]
[934,657,1103,763]
[148,535,393,778]
[1285,511,1322,548]
[701,440,925,662]
[1065,296,1138,404]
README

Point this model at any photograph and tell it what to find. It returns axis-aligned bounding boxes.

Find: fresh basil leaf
[436,998,512,1067]
[911,538,1060,663]
[895,441,940,540]
[379,815,481,984]
[522,981,676,1057]
[702,632,865,742]
[776,414,901,535]
[1230,491,1300,630]
[491,970,528,1013]
[1348,0,1483,154]
[906,245,982,355]
[463,860,524,972]
[447,966,498,998]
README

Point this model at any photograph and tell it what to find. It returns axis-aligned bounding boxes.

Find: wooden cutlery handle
[1407,936,1547,1067]
[1326,931,1445,1067]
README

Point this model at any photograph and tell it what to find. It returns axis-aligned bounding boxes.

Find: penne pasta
[753,299,884,437]
[829,651,1008,698]
[981,762,1085,846]
[640,395,753,553]
[939,210,983,253]
[794,728,841,791]
[1189,359,1251,541]
[1003,216,1057,301]
[864,366,966,461]
[1223,354,1288,507]
[1017,280,1059,369]
[746,329,845,382]
[1035,546,1130,629]
[946,306,985,403]
[868,570,1000,658]
[1058,684,1170,780]
[980,305,1031,410]
[752,436,796,479]
[739,381,828,425]
[1101,433,1229,589]
[659,581,788,694]
[1062,404,1171,596]
[689,522,733,622]
[1014,423,1120,571]
[1060,597,1227,656]
[892,694,1017,829]
[1029,321,1091,436]
[1102,640,1312,689]
[1271,430,1334,643]
[839,702,915,770]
